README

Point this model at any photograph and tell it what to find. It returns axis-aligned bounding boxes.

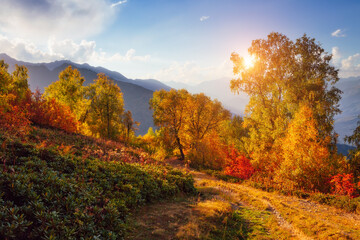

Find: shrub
[30,90,78,133]
[330,173,359,198]
[224,147,255,180]
[0,137,196,239]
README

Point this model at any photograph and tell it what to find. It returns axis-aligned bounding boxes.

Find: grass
[195,177,360,239]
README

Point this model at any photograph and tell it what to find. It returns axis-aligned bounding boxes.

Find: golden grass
[196,177,360,239]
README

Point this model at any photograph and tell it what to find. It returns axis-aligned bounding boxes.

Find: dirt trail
[127,158,360,239]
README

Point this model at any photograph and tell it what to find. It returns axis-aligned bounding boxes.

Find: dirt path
[127,158,360,239]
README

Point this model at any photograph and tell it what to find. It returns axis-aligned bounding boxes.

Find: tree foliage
[83,73,125,140]
[44,66,87,120]
[150,89,231,162]
[0,61,31,136]
[230,32,342,179]
[150,89,190,160]
[275,105,344,192]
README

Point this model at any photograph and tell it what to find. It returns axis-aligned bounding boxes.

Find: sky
[0,0,360,85]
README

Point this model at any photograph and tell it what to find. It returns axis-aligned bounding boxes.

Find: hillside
[0,127,196,239]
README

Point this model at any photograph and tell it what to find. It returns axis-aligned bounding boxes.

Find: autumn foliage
[30,90,78,133]
[224,147,255,180]
[330,173,359,198]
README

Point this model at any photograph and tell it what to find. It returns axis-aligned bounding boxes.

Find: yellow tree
[45,66,87,120]
[230,32,342,178]
[276,105,345,192]
[186,93,231,143]
[150,89,190,160]
[84,73,124,140]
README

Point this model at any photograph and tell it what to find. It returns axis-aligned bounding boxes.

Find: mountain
[334,77,360,143]
[0,53,171,135]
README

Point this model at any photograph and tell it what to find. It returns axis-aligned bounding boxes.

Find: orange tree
[230,32,342,182]
[150,89,230,163]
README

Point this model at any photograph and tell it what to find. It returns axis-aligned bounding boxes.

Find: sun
[243,55,255,69]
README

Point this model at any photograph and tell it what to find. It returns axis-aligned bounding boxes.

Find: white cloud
[0,0,114,42]
[200,16,210,22]
[111,0,127,8]
[146,60,232,84]
[0,35,151,66]
[340,53,360,77]
[330,46,360,78]
[331,29,346,37]
[332,46,341,64]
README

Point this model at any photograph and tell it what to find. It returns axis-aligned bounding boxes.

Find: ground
[127,158,360,240]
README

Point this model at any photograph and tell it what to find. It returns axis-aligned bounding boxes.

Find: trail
[127,158,360,239]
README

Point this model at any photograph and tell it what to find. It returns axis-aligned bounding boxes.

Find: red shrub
[330,173,359,198]
[224,147,255,180]
[30,90,78,133]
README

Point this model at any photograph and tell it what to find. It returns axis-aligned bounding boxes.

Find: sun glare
[243,55,255,69]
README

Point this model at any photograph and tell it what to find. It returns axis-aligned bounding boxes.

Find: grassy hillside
[0,127,196,239]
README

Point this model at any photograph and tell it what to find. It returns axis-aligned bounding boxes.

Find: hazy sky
[0,0,360,84]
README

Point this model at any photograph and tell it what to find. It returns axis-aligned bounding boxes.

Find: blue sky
[0,0,359,84]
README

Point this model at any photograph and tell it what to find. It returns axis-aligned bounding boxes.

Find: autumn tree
[150,89,190,160]
[0,61,31,135]
[150,89,230,164]
[83,73,124,140]
[44,66,87,120]
[186,93,231,144]
[230,32,342,176]
[345,116,360,177]
[275,105,345,192]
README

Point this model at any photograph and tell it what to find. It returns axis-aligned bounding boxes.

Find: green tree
[44,66,86,119]
[11,64,29,101]
[230,32,342,175]
[84,73,124,140]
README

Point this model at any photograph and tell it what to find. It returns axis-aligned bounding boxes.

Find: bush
[224,147,255,180]
[0,137,196,239]
[330,173,359,198]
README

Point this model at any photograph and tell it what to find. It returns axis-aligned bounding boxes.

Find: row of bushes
[0,136,196,239]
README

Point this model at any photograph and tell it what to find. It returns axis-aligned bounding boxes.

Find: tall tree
[230,32,342,175]
[84,73,124,140]
[150,89,190,160]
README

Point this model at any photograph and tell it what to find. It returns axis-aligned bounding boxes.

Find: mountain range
[0,53,359,145]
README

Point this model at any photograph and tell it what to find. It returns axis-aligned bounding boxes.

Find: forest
[1,33,360,239]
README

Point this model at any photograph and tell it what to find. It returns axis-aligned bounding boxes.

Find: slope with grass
[0,127,196,239]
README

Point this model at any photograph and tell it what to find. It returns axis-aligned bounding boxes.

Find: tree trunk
[176,135,185,160]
